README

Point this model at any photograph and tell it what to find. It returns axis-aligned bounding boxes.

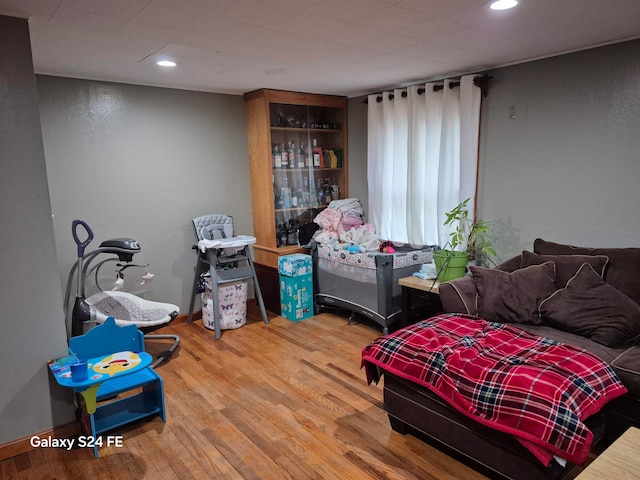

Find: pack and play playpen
[310,241,435,333]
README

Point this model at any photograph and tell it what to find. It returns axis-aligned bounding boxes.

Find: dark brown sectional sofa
[383,238,640,480]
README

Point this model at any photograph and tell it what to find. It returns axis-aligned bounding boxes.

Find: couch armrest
[439,276,478,315]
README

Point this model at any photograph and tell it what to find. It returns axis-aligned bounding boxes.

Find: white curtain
[367,74,481,247]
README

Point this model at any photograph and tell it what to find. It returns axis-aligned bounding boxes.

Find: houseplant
[433,198,496,281]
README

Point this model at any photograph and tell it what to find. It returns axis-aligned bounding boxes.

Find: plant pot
[433,250,469,282]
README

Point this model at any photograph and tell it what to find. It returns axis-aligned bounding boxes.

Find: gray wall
[0,16,74,446]
[478,39,640,262]
[37,76,253,322]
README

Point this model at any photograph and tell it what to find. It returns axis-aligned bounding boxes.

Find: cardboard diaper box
[278,254,313,321]
[278,253,312,277]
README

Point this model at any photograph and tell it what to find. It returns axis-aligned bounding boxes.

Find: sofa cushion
[539,263,640,348]
[534,238,640,307]
[470,261,556,325]
[521,250,609,287]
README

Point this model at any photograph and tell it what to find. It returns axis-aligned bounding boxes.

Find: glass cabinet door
[269,103,346,247]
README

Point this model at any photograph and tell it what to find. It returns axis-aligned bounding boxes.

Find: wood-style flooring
[0,306,593,479]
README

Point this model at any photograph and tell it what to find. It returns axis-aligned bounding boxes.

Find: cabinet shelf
[272,167,344,173]
[271,126,342,134]
[275,206,326,213]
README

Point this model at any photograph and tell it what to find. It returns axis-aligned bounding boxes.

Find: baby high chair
[65,220,180,367]
[186,214,269,339]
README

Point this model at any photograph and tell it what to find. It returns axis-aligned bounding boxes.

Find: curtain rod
[362,74,492,104]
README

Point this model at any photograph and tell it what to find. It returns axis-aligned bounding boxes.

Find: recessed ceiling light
[489,0,518,10]
[157,60,176,67]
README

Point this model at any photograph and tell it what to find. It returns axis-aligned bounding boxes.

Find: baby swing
[64,220,180,367]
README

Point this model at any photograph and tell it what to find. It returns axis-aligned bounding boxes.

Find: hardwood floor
[0,306,591,479]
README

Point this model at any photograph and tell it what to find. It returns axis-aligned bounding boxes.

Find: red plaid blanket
[361,314,627,465]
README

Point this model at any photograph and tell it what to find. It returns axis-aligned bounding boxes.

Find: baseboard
[172,311,198,325]
[0,422,81,462]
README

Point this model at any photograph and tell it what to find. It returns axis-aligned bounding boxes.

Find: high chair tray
[198,235,256,251]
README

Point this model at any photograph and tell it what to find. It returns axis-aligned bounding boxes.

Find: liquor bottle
[301,176,307,206]
[291,186,298,208]
[305,142,312,168]
[297,143,305,168]
[296,185,303,207]
[312,139,323,168]
[273,144,282,168]
[280,187,286,209]
[287,220,299,245]
[288,141,296,168]
[281,142,289,168]
[330,178,340,200]
[282,177,291,208]
[323,178,332,204]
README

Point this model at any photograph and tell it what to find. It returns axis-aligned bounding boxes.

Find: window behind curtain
[367,74,481,247]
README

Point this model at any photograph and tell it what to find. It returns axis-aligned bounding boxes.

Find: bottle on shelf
[287,220,299,245]
[302,176,310,207]
[288,141,296,168]
[273,144,282,168]
[296,184,303,207]
[282,177,292,208]
[297,143,305,168]
[281,142,289,168]
[331,178,340,200]
[305,143,312,168]
[317,178,324,205]
[323,178,332,204]
[312,139,324,168]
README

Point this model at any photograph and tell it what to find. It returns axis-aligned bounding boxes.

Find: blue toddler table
[48,318,165,457]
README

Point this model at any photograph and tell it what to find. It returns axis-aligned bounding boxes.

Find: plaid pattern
[361,314,628,465]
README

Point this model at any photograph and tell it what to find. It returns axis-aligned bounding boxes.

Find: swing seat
[85,291,180,367]
[86,291,178,328]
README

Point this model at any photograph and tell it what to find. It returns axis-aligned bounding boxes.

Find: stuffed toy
[379,240,395,253]
[344,243,362,253]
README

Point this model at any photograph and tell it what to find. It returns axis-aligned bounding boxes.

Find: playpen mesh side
[314,245,435,328]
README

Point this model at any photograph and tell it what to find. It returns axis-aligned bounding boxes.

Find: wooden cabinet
[244,89,348,270]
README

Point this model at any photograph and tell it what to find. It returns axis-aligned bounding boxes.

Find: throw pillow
[539,263,640,348]
[471,261,557,325]
[521,250,609,288]
[533,238,640,308]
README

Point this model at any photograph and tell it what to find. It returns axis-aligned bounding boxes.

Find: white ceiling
[2,0,640,98]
